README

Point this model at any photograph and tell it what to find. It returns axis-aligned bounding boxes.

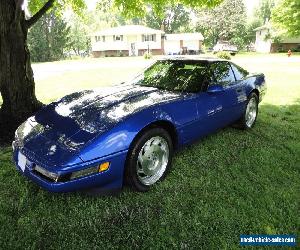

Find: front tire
[236,92,259,129]
[125,127,173,192]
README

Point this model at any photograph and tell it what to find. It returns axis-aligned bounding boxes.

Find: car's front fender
[77,106,177,163]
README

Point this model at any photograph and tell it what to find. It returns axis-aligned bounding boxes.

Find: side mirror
[207,84,224,93]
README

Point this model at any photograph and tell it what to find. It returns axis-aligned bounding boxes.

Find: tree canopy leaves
[272,0,300,37]
[28,0,86,15]
[254,0,275,23]
[114,0,223,17]
[27,0,223,20]
[144,5,192,33]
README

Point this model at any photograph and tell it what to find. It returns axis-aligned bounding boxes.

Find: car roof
[159,56,228,63]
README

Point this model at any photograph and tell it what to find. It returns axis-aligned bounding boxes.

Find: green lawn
[0,54,299,249]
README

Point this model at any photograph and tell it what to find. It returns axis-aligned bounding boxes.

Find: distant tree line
[28,10,90,62]
[28,10,70,62]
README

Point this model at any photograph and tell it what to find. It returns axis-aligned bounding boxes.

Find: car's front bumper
[12,147,128,192]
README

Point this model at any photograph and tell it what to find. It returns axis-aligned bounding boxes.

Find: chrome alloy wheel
[245,97,257,128]
[136,136,169,186]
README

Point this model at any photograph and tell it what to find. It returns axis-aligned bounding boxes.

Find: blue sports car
[12,58,266,192]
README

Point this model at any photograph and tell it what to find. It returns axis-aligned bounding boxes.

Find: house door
[130,43,137,56]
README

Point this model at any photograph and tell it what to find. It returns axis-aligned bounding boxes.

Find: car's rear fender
[244,74,267,102]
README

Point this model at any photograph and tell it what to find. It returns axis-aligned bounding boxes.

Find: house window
[142,34,156,42]
[102,36,105,42]
[114,35,123,41]
[259,31,262,35]
[95,36,103,42]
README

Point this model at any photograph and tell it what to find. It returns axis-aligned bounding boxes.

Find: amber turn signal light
[99,162,110,172]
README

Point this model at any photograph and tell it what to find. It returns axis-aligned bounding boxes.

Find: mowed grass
[34,57,152,103]
[0,54,299,249]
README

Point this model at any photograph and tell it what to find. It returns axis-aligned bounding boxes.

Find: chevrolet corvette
[12,57,266,192]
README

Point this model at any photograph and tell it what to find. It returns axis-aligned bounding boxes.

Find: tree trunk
[0,0,42,143]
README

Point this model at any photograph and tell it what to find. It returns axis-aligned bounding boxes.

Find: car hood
[18,84,182,166]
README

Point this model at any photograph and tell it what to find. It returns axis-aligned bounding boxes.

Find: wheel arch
[130,120,178,151]
[123,120,177,188]
[250,89,259,99]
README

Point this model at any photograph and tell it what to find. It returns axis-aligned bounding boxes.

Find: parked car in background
[12,57,266,193]
[213,41,238,55]
[246,43,256,52]
[206,47,214,53]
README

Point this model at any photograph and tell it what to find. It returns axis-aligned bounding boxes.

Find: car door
[180,62,226,143]
[230,62,249,114]
[170,61,244,145]
[174,62,216,144]
[206,61,246,126]
[179,92,225,144]
[194,90,225,139]
[178,61,240,144]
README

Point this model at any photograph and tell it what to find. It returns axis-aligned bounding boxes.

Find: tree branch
[26,0,55,28]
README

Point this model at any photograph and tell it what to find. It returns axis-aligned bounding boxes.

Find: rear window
[230,63,248,80]
[210,62,236,86]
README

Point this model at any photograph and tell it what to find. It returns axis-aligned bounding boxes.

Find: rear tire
[235,92,258,129]
[124,127,173,192]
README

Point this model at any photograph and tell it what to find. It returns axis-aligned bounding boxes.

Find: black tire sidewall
[125,127,173,192]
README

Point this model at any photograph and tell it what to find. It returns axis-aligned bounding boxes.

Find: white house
[91,25,204,57]
[91,25,164,57]
[254,24,300,53]
[164,33,204,55]
[254,24,272,53]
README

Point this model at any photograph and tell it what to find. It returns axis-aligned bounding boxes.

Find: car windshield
[133,60,210,93]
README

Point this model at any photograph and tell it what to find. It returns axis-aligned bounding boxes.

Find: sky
[86,0,260,16]
[245,0,260,15]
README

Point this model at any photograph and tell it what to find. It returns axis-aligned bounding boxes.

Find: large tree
[255,0,275,23]
[68,12,90,57]
[240,0,275,47]
[0,0,223,143]
[272,0,300,37]
[0,0,85,143]
[28,10,71,62]
[196,0,247,47]
[144,5,192,33]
